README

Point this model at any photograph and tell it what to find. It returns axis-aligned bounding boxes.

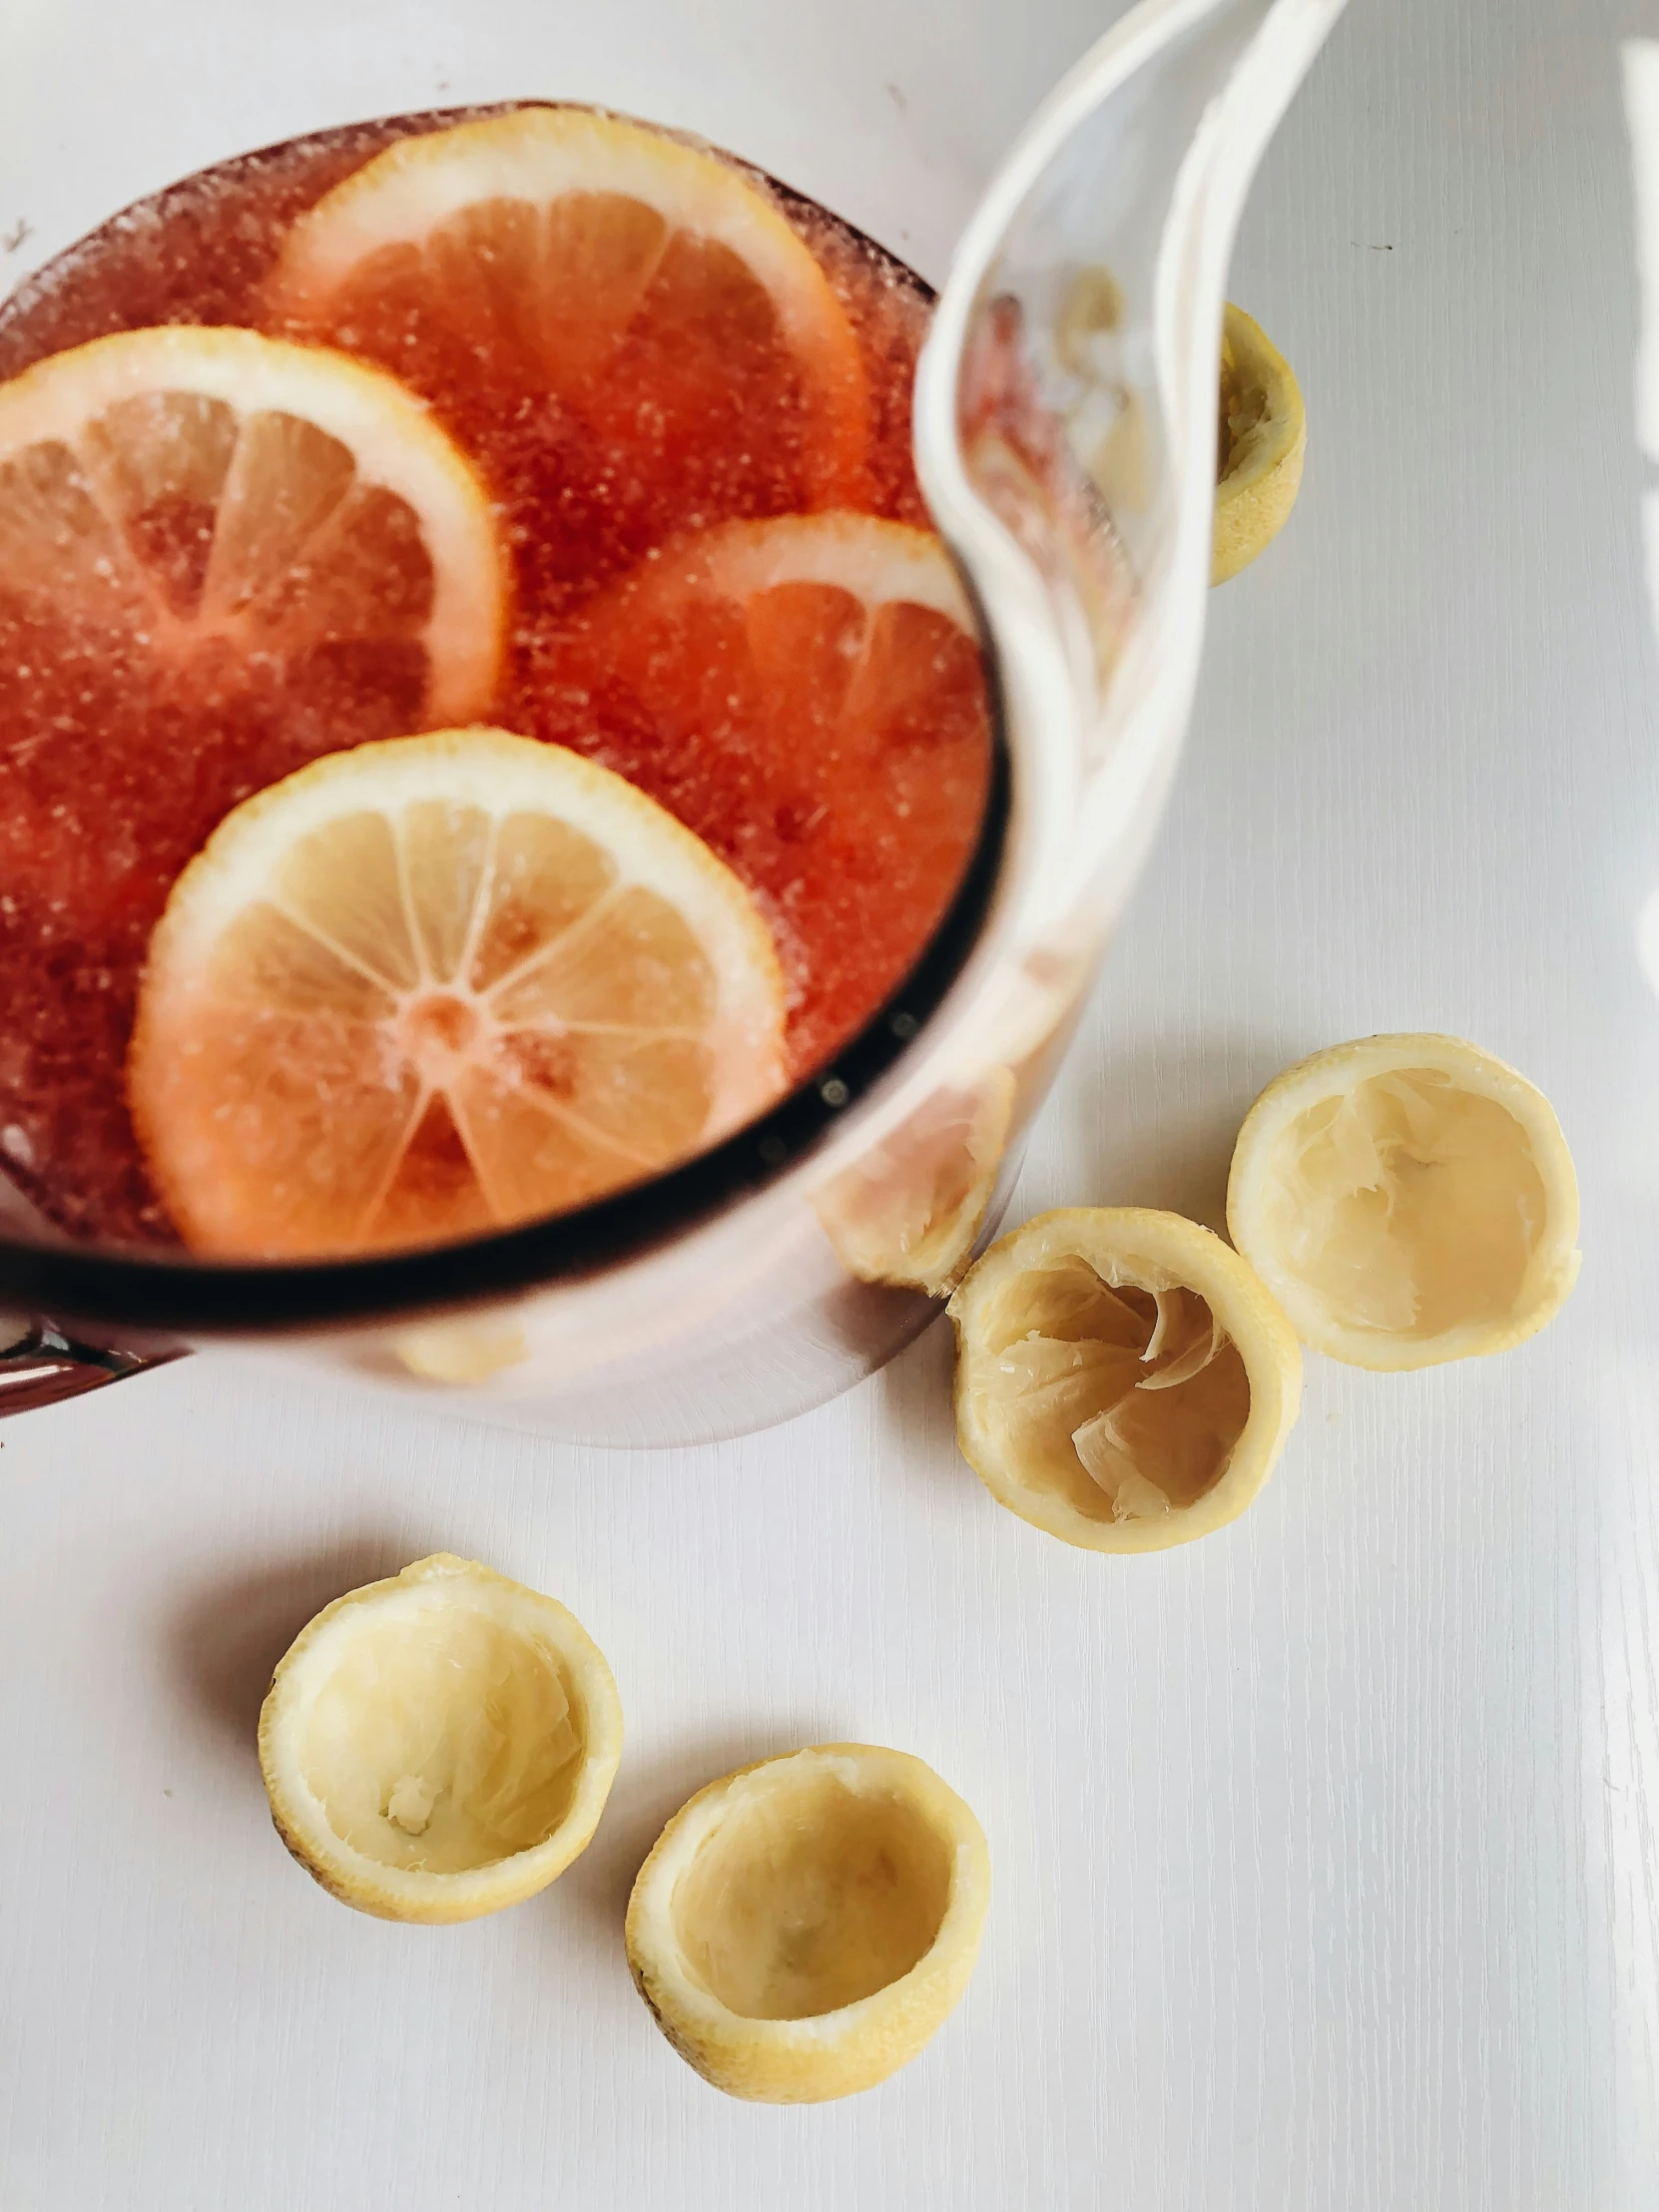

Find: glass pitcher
[0,0,1344,1443]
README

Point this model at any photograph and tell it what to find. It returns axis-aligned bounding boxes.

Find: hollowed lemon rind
[1212,302,1306,587]
[259,1553,624,1925]
[625,1744,990,2103]
[1226,1033,1581,1372]
[127,726,789,1258]
[949,1206,1304,1555]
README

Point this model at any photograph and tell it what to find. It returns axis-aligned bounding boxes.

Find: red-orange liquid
[0,106,990,1247]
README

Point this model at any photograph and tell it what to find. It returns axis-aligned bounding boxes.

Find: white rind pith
[258,1553,623,1925]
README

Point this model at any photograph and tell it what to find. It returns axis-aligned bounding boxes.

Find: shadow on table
[876,1314,973,1505]
[1052,1026,1296,1235]
[164,1525,440,1759]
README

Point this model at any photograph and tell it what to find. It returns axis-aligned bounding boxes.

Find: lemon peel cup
[1227,1033,1581,1370]
[949,1207,1303,1553]
[625,1744,990,2102]
[259,1553,623,1924]
[1213,301,1306,585]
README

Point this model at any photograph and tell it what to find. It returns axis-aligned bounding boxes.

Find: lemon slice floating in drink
[1227,1034,1581,1369]
[949,1207,1303,1553]
[259,1553,623,1925]
[0,323,504,729]
[129,727,788,1256]
[267,105,871,599]
[626,1743,990,2102]
[538,511,992,1075]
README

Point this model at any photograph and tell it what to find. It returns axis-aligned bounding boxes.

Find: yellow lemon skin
[1213,302,1307,586]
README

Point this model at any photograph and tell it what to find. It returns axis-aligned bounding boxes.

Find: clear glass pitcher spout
[918,0,1345,976]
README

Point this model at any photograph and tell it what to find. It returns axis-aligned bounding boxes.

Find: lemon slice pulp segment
[258,1553,623,1924]
[949,1207,1303,1552]
[1213,302,1306,586]
[129,727,788,1256]
[626,1743,989,2102]
[1227,1033,1580,1369]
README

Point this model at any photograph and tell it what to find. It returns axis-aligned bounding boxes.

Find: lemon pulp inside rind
[626,1743,990,2102]
[1213,301,1306,586]
[967,1259,1250,1525]
[1263,1070,1542,1339]
[1227,1035,1580,1367]
[301,1601,582,1871]
[673,1764,953,2019]
[259,1553,623,1923]
[820,1068,1014,1296]
[950,1208,1303,1554]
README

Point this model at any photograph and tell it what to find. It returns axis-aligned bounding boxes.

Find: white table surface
[5,2,1659,2206]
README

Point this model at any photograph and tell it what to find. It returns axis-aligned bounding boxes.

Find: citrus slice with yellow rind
[266,106,869,557]
[0,323,504,723]
[535,511,992,1076]
[625,1743,989,2102]
[949,1207,1303,1553]
[258,1553,623,1925]
[1227,1033,1581,1369]
[1212,302,1306,586]
[128,727,787,1256]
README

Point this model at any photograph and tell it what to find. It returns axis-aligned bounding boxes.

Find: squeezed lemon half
[1213,302,1306,585]
[625,1744,989,2102]
[1227,1033,1581,1369]
[820,1068,1014,1297]
[949,1207,1303,1552]
[259,1553,623,1923]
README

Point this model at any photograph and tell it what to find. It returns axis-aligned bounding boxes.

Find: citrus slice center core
[400,990,484,1080]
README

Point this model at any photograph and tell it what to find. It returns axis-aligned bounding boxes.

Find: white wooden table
[4,2,1657,2205]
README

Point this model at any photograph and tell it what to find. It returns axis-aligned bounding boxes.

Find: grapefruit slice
[0,324,502,733]
[128,727,788,1257]
[526,512,992,1075]
[267,107,871,610]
